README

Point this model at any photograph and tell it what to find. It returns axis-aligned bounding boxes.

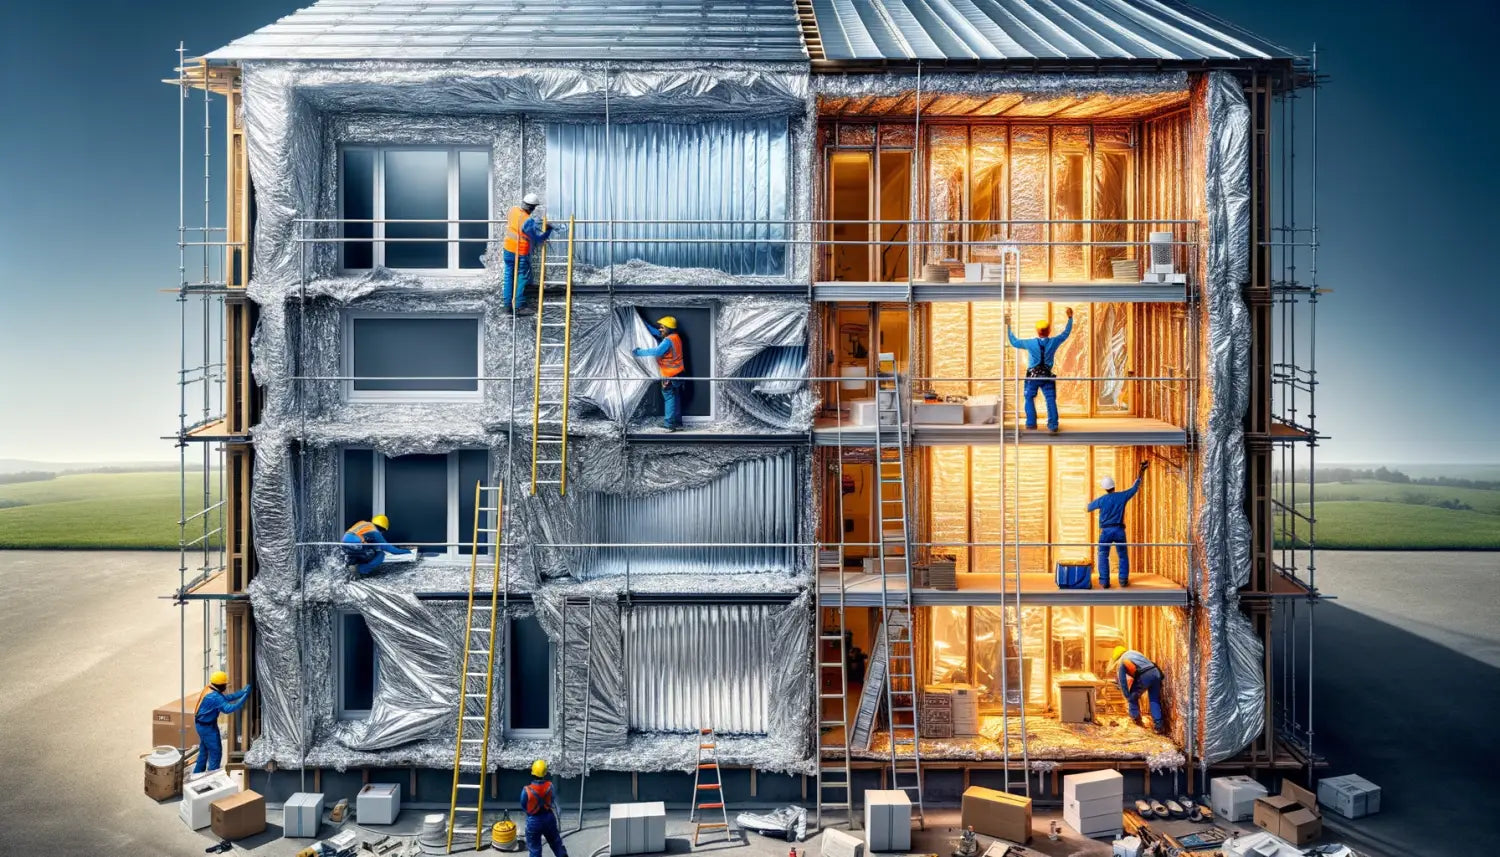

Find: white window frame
[341,449,486,557]
[342,311,484,403]
[336,609,381,721]
[644,304,717,425]
[503,616,556,739]
[339,145,492,274]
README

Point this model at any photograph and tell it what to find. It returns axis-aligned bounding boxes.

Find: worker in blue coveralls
[192,670,251,775]
[1004,307,1074,432]
[521,759,569,857]
[501,193,556,314]
[342,514,412,575]
[632,315,687,432]
[1088,460,1150,588]
[1111,646,1167,735]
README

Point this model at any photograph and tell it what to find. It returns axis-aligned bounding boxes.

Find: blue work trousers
[502,250,533,311]
[1097,525,1130,586]
[1126,668,1164,724]
[1023,379,1058,431]
[526,814,568,857]
[342,534,385,576]
[193,722,222,773]
[661,379,685,429]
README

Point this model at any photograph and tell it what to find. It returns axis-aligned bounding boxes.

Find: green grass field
[1281,480,1500,550]
[0,471,221,549]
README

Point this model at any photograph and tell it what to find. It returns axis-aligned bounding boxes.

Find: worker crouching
[342,514,413,576]
[1111,646,1168,735]
[193,670,251,775]
[521,760,569,857]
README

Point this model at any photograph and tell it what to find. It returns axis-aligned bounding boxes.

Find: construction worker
[1004,307,1074,432]
[192,670,251,775]
[342,514,412,575]
[521,759,568,857]
[1088,460,1150,588]
[501,193,556,313]
[1111,646,1167,735]
[632,315,686,432]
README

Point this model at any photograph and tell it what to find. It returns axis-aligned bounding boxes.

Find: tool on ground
[330,798,349,823]
[690,726,732,844]
[529,215,575,495]
[205,841,232,854]
[735,806,807,842]
[492,810,521,851]
[446,482,506,853]
[953,825,980,857]
[1049,819,1062,840]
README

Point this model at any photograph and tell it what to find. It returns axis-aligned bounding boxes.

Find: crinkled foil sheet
[856,716,1185,772]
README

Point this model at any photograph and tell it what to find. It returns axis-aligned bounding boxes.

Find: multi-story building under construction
[168,0,1324,830]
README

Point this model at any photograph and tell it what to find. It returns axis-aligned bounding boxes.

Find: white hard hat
[522,193,542,206]
[1101,476,1116,491]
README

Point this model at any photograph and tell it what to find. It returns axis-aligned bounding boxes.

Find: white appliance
[179,772,238,830]
[357,782,401,825]
[1148,231,1175,274]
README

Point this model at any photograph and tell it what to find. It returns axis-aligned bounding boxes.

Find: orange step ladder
[690,727,732,844]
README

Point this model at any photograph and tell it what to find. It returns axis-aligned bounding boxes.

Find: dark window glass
[342,150,375,269]
[351,317,479,392]
[384,150,448,268]
[458,150,489,270]
[637,306,713,418]
[342,449,374,524]
[509,616,551,730]
[341,613,377,713]
[457,449,490,555]
[384,454,447,554]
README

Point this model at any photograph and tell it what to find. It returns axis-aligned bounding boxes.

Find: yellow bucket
[492,813,519,850]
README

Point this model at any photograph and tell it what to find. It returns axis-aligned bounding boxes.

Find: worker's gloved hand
[1140,461,1150,472]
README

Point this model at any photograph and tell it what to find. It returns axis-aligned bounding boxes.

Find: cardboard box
[1064,798,1122,836]
[919,685,954,739]
[152,695,203,749]
[1253,780,1321,846]
[608,802,666,855]
[960,786,1031,843]
[282,792,324,838]
[1211,775,1268,822]
[143,746,197,801]
[1055,681,1098,723]
[357,783,401,825]
[1062,770,1123,804]
[211,789,266,840]
[1317,774,1381,819]
[822,827,864,857]
[180,772,239,830]
[863,789,911,852]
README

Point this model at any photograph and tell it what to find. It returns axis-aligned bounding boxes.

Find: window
[507,616,553,737]
[338,611,380,720]
[635,306,714,423]
[341,449,491,556]
[343,313,482,401]
[341,147,490,271]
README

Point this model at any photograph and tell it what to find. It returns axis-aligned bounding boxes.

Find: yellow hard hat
[1111,646,1127,662]
[531,759,548,778]
[1035,319,1050,332]
[210,670,229,686]
[656,316,678,330]
[372,514,390,529]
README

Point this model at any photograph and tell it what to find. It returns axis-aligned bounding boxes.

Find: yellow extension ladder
[446,482,505,852]
[690,727,732,845]
[530,216,575,495]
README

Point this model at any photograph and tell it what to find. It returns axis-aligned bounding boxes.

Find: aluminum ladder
[445,482,505,852]
[998,245,1032,795]
[530,216,575,495]
[815,545,854,828]
[872,370,924,827]
[690,727,732,844]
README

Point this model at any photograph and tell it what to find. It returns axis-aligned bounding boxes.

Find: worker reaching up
[501,193,556,314]
[1110,647,1167,735]
[521,759,569,857]
[1088,460,1150,588]
[632,315,687,432]
[343,515,412,576]
[1005,308,1074,432]
[192,670,251,775]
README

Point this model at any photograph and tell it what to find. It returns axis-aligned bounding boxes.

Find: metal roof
[808,0,1292,63]
[204,0,808,62]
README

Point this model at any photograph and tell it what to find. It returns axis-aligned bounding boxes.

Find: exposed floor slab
[818,571,1189,606]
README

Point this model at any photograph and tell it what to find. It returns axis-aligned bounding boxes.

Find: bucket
[1054,559,1093,590]
[146,746,183,769]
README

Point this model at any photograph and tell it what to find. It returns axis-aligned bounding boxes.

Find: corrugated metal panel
[624,604,771,733]
[547,119,790,276]
[811,0,1291,62]
[575,453,798,578]
[206,0,808,61]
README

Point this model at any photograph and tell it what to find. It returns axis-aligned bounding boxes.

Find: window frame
[637,304,717,425]
[503,616,556,739]
[340,449,490,557]
[339,145,492,274]
[336,609,381,721]
[341,311,485,403]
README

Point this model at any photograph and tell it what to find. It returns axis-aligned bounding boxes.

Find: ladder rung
[695,808,726,814]
[699,743,716,749]
[818,662,845,668]
[453,826,478,834]
[818,693,845,700]
[696,784,722,791]
[462,715,486,721]
[818,720,847,727]
[820,802,851,809]
[478,506,500,512]
[457,783,482,789]
[461,738,485,744]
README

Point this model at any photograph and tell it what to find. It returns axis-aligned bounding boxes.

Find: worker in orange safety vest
[631,315,687,432]
[1111,646,1167,734]
[501,193,556,313]
[520,759,568,857]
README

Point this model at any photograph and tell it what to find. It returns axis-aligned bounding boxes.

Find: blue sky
[1,0,1497,464]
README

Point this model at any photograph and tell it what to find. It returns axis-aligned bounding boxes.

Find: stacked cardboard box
[960,786,1031,843]
[1062,770,1123,839]
[143,747,195,801]
[919,685,954,738]
[1253,780,1322,846]
[211,790,267,840]
[927,561,957,591]
[1211,775,1268,823]
[863,790,912,852]
[1317,774,1381,819]
[152,696,204,749]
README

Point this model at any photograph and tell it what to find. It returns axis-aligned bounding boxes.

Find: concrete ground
[7,549,1479,856]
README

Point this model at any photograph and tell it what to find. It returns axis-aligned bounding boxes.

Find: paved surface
[1284,551,1500,857]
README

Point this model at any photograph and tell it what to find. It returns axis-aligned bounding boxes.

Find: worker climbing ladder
[446,483,506,852]
[530,216,576,495]
[690,727,733,844]
[997,245,1032,795]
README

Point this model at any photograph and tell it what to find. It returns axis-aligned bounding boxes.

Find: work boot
[1049,425,1060,434]
[1120,578,1130,588]
[663,425,680,433]
[1130,715,1143,728]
